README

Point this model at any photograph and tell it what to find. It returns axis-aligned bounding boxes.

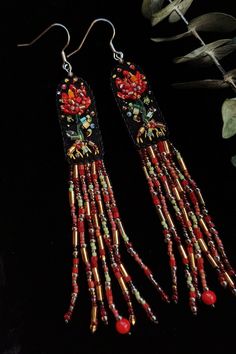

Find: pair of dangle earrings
[18,19,235,334]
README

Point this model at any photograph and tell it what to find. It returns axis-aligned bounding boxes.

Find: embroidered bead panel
[111,61,168,148]
[57,76,103,163]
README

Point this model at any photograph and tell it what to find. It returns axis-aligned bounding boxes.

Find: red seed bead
[124,275,131,282]
[153,196,160,205]
[182,257,189,265]
[151,157,158,164]
[104,194,110,202]
[78,221,84,232]
[169,257,176,266]
[115,318,131,334]
[91,256,98,267]
[144,267,152,276]
[201,290,217,305]
[78,164,85,175]
[189,191,198,204]
[193,227,203,239]
[181,180,188,187]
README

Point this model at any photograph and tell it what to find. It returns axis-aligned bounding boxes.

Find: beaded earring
[108,34,236,313]
[18,23,169,334]
[68,18,236,314]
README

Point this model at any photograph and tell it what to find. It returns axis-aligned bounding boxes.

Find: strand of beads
[99,160,169,304]
[64,166,80,322]
[140,147,198,313]
[140,150,178,303]
[78,164,108,327]
[168,142,236,296]
[153,143,212,301]
[96,160,157,323]
[85,162,128,326]
[96,160,168,320]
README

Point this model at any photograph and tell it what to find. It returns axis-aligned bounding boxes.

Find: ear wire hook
[17,23,73,76]
[67,18,124,62]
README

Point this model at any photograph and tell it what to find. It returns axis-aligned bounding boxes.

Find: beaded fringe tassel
[139,139,236,313]
[64,160,169,333]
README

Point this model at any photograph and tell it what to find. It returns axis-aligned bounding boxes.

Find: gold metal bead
[97,235,104,250]
[105,176,112,190]
[166,213,175,229]
[163,140,170,154]
[196,189,205,205]
[176,178,183,192]
[91,305,97,322]
[199,218,209,234]
[92,267,100,283]
[207,254,218,268]
[178,245,188,260]
[120,263,129,278]
[90,324,97,333]
[91,162,96,175]
[143,166,150,179]
[198,238,208,253]
[73,164,79,179]
[189,253,196,269]
[81,247,89,264]
[224,272,235,287]
[178,157,187,171]
[129,314,136,326]
[173,187,181,201]
[69,189,75,206]
[147,146,156,159]
[96,285,103,301]
[92,213,99,228]
[112,229,119,245]
[72,229,78,246]
[85,201,90,216]
[97,200,104,215]
[118,277,128,293]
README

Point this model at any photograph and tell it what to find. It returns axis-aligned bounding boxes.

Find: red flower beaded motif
[60,83,91,115]
[115,69,147,100]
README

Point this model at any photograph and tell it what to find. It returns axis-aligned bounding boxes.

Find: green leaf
[151,0,182,26]
[174,38,236,65]
[172,79,229,89]
[142,0,165,19]
[188,12,236,33]
[169,0,194,23]
[222,98,236,139]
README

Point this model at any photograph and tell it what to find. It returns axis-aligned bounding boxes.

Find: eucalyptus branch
[167,0,236,93]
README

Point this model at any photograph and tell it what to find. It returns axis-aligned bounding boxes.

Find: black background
[1,0,236,353]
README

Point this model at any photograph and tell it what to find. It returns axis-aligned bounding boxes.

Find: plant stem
[167,0,236,93]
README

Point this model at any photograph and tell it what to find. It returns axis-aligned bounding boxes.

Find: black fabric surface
[1,1,236,353]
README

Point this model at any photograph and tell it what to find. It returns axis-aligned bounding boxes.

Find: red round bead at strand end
[115,318,131,334]
[201,290,217,305]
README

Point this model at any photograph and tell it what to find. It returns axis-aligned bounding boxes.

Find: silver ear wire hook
[17,23,73,76]
[67,18,124,62]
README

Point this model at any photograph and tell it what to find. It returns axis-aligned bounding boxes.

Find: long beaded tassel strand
[111,61,236,314]
[57,75,168,333]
